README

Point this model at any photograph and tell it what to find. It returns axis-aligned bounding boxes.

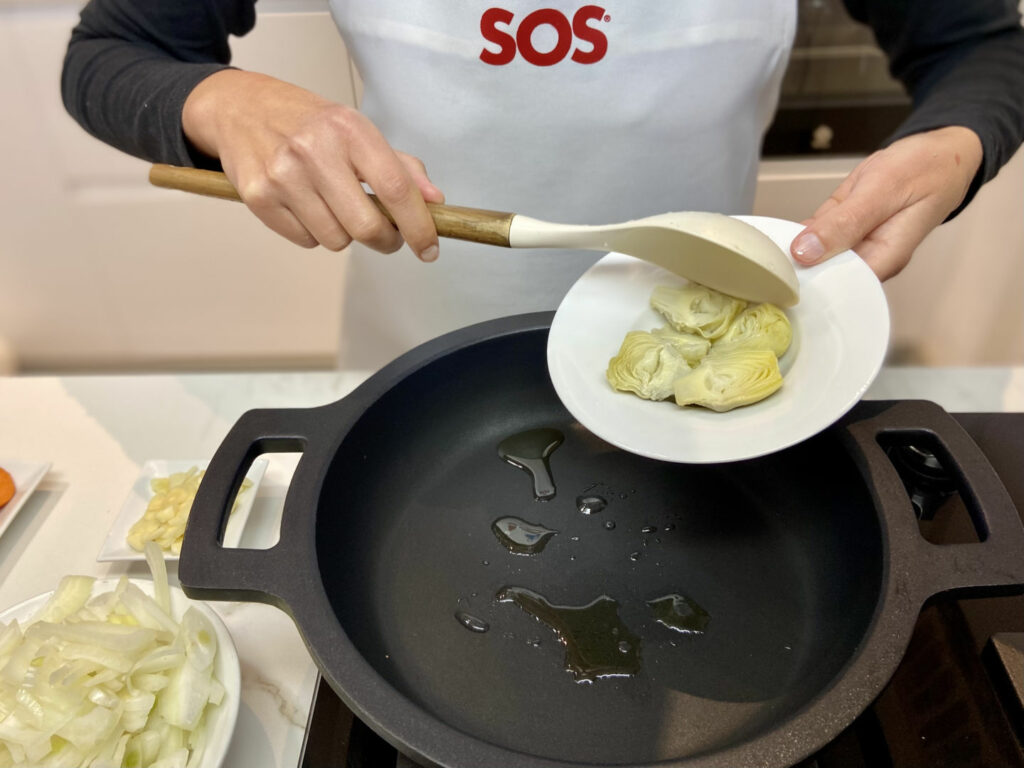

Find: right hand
[182,70,444,260]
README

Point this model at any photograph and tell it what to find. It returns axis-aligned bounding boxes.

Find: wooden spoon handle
[149,164,514,247]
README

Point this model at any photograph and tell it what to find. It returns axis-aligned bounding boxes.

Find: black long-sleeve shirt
[61,0,1024,213]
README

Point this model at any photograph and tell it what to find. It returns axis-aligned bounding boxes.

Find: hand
[790,126,983,280]
[182,70,444,259]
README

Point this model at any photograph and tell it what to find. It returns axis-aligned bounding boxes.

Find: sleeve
[61,0,256,169]
[842,0,1024,216]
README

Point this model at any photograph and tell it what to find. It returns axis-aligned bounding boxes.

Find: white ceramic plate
[547,215,890,464]
[98,459,268,563]
[0,459,52,539]
[0,577,240,768]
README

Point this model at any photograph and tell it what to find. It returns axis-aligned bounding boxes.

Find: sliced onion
[0,559,223,766]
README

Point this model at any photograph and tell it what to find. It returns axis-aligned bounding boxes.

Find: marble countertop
[0,366,1021,767]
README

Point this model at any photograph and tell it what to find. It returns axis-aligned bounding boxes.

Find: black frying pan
[180,313,1024,768]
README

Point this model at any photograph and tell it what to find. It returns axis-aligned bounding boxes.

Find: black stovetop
[298,411,1024,768]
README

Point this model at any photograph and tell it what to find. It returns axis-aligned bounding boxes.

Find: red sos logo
[480,6,609,66]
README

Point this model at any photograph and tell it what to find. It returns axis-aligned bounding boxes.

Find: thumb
[792,178,902,266]
[397,151,445,204]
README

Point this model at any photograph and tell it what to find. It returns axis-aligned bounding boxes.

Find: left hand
[790,126,983,280]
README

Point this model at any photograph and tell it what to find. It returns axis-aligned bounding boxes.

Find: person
[62,1,1024,370]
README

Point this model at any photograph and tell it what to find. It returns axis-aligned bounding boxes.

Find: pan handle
[178,405,335,610]
[842,400,1024,600]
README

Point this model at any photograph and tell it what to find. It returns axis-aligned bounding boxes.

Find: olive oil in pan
[576,495,607,515]
[454,611,490,633]
[497,428,564,500]
[647,594,711,635]
[491,517,558,555]
[495,586,641,683]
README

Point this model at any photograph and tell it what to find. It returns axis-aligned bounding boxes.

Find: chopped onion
[127,467,252,555]
[0,558,224,766]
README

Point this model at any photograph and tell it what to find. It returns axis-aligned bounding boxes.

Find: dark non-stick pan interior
[314,329,884,764]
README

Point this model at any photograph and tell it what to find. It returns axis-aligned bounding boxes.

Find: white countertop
[0,366,1021,768]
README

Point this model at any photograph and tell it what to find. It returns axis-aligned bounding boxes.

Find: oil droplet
[569,555,576,561]
[496,586,642,683]
[604,521,616,530]
[455,611,490,633]
[527,637,543,648]
[492,516,558,555]
[647,594,711,635]
[576,495,607,515]
[641,525,657,534]
[482,560,490,566]
[498,428,564,500]
[570,536,580,542]
[664,523,676,532]
[629,551,641,562]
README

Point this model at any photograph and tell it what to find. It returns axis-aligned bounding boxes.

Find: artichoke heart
[607,331,692,401]
[650,326,711,365]
[651,283,747,340]
[673,348,783,412]
[715,303,793,357]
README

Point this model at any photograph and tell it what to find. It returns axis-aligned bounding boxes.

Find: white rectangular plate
[97,458,268,563]
[0,460,52,540]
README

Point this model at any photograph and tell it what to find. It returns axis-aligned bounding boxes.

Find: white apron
[327,1,795,370]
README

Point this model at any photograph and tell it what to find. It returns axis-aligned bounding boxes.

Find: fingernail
[792,232,825,263]
[420,244,439,262]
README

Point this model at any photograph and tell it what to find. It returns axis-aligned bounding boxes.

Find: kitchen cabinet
[0,6,1020,371]
[0,5,357,372]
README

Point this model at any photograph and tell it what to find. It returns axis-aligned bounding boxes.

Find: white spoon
[150,164,800,306]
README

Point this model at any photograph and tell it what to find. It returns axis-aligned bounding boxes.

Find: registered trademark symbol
[604,14,611,21]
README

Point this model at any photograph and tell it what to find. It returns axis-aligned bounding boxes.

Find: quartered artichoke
[607,331,693,401]
[650,283,747,340]
[715,303,793,357]
[673,347,783,412]
[650,326,711,365]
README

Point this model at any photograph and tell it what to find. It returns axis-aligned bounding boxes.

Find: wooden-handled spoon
[149,164,799,306]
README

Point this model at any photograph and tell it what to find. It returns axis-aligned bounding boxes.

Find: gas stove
[297,409,1024,768]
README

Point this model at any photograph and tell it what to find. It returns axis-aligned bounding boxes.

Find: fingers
[397,152,446,204]
[789,128,986,280]
[206,79,443,259]
[316,171,404,254]
[847,201,939,281]
[232,152,355,251]
[791,165,910,268]
[337,119,440,261]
